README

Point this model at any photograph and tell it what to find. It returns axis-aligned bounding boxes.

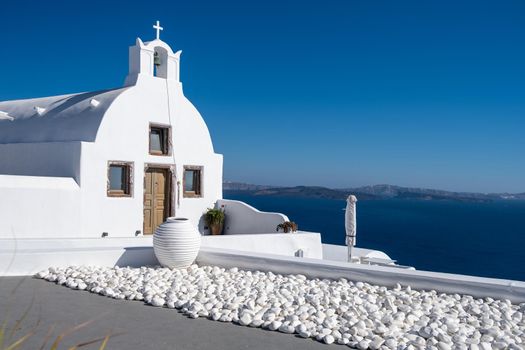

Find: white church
[0,22,393,275]
[0,22,224,238]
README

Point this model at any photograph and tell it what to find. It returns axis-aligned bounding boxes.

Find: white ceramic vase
[153,217,201,268]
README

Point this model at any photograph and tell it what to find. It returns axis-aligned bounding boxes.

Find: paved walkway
[0,277,330,350]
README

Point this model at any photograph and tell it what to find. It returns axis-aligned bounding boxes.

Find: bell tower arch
[124,21,182,86]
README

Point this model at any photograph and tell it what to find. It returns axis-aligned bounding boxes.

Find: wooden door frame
[144,163,176,226]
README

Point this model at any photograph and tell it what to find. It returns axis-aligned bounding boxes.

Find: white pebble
[151,296,165,307]
[239,313,252,326]
[437,342,452,350]
[357,340,370,350]
[278,324,294,334]
[269,321,282,331]
[323,334,335,344]
[35,265,524,349]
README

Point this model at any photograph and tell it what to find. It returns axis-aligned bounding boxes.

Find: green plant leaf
[204,208,225,226]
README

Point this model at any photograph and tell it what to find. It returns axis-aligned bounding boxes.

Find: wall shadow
[114,247,159,267]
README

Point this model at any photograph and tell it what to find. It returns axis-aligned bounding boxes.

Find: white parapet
[216,199,288,235]
[322,243,394,263]
[196,247,525,303]
[3,236,525,302]
[0,237,157,276]
[0,231,323,276]
[202,232,322,259]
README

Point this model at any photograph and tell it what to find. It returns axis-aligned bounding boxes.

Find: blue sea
[224,192,525,282]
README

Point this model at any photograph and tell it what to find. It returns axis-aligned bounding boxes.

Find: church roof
[0,87,129,144]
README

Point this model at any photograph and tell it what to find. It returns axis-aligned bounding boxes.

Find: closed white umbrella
[345,195,358,262]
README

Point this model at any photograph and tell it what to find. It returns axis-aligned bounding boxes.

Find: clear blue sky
[1,0,523,193]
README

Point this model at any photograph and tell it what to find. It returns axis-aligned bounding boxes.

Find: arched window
[153,51,160,77]
[153,47,169,78]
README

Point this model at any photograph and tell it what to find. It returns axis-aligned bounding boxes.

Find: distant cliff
[223,182,525,202]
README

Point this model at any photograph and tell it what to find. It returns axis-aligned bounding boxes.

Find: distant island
[223,182,525,202]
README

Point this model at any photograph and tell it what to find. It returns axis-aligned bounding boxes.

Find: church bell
[154,52,162,67]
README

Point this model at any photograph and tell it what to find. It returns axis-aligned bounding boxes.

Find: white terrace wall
[0,175,80,238]
[197,248,525,303]
[217,199,287,235]
[0,233,322,276]
[202,233,323,258]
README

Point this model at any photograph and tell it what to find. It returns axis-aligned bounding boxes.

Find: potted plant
[204,208,225,235]
[276,221,298,233]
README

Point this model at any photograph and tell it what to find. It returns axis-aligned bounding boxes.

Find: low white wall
[322,243,392,262]
[0,237,157,276]
[0,232,322,275]
[202,232,322,259]
[217,199,288,235]
[197,248,525,303]
[2,237,525,302]
[0,175,81,238]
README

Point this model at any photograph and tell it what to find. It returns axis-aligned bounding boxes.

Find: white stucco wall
[0,237,157,276]
[0,175,80,238]
[217,199,288,235]
[3,237,524,303]
[322,243,392,262]
[0,232,322,275]
[202,232,322,258]
[197,248,525,303]
[0,142,81,183]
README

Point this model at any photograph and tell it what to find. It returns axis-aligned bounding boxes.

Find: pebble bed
[36,265,525,350]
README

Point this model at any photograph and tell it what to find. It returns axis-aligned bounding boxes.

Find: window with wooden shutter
[183,166,203,198]
[107,162,133,197]
[149,124,171,156]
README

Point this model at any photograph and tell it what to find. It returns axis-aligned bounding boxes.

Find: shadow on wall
[198,214,210,235]
[114,247,158,267]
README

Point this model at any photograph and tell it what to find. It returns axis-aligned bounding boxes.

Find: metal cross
[153,20,163,40]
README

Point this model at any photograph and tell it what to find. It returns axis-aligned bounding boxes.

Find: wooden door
[143,168,170,234]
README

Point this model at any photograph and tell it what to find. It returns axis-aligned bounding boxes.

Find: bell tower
[124,21,182,86]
